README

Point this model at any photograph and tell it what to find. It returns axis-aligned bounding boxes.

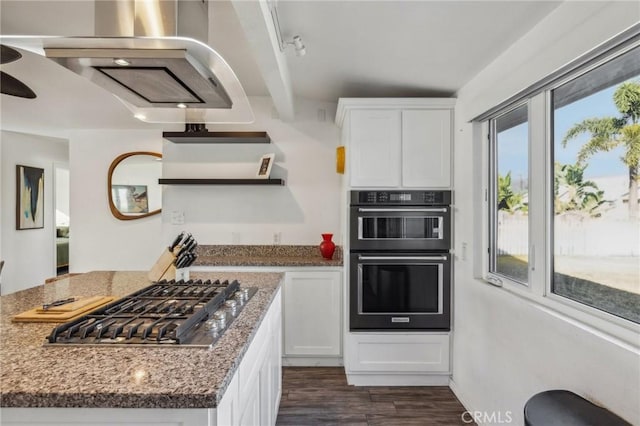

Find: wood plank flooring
[276,367,473,426]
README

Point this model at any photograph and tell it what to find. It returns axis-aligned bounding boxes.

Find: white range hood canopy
[1,0,254,124]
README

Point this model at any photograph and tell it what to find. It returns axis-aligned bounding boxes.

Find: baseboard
[282,357,344,367]
[346,372,450,386]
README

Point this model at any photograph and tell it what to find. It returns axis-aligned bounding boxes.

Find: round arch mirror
[108,151,162,220]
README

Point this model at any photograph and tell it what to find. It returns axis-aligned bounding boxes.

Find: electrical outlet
[461,242,468,261]
[171,210,185,225]
[273,232,281,245]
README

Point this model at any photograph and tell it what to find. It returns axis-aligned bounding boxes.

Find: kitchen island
[0,270,283,426]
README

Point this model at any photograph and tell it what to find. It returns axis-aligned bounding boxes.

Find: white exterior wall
[0,131,68,294]
[452,2,640,425]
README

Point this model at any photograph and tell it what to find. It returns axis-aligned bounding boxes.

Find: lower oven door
[350,253,451,330]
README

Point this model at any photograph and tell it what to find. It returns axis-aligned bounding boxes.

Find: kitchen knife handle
[168,232,185,251]
[42,297,76,310]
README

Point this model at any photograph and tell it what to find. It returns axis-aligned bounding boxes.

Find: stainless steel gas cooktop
[46,279,256,348]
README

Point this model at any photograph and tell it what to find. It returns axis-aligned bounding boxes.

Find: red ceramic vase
[319,233,336,260]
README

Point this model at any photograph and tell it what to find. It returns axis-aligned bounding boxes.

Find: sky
[497,81,634,184]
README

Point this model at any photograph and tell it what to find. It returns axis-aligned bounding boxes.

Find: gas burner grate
[46,279,256,347]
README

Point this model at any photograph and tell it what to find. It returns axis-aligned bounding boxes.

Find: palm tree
[562,80,640,219]
[498,172,526,213]
[554,163,606,217]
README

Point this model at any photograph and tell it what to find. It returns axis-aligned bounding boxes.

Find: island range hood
[44,0,232,111]
[0,0,255,123]
[46,46,232,110]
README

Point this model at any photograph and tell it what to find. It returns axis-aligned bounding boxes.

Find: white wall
[69,130,163,273]
[0,131,68,294]
[55,167,70,225]
[161,96,342,245]
[54,96,341,273]
[452,2,640,425]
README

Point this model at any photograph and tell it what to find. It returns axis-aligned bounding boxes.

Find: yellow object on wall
[336,146,345,174]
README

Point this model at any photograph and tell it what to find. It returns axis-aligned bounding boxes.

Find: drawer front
[347,333,450,373]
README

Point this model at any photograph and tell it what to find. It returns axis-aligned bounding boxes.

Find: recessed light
[134,113,146,120]
[113,58,131,66]
[176,103,187,109]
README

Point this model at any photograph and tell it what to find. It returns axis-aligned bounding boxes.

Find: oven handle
[358,255,448,261]
[357,208,447,213]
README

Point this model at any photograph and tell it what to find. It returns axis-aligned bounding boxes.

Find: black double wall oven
[349,190,452,331]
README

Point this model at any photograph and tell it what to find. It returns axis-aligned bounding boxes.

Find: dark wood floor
[276,367,473,426]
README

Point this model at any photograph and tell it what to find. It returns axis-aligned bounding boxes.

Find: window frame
[477,36,640,347]
[545,44,640,327]
[487,101,532,289]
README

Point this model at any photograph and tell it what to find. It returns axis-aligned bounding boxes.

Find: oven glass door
[350,253,451,330]
[360,261,442,315]
[350,207,450,251]
[360,215,442,240]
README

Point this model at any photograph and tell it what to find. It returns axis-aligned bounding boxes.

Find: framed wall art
[111,185,149,214]
[16,165,44,230]
[256,153,275,179]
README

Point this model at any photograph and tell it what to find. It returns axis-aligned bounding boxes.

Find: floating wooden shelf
[162,131,271,144]
[159,178,285,185]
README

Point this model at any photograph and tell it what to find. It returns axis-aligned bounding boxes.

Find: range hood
[1,0,254,123]
[46,47,232,109]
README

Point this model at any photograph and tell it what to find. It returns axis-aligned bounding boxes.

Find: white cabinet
[401,109,452,188]
[336,98,455,189]
[238,288,282,426]
[345,332,451,386]
[348,109,402,187]
[283,271,342,361]
[217,372,239,426]
[191,266,344,367]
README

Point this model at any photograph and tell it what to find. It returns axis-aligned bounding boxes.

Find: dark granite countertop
[0,271,283,409]
[193,245,344,267]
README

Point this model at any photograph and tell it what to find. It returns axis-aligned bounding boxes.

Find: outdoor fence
[497,214,640,257]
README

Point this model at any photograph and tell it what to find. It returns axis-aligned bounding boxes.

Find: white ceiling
[277,1,561,101]
[0,0,561,136]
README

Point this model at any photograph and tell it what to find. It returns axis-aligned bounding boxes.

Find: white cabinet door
[270,301,282,423]
[239,384,261,426]
[349,109,401,187]
[402,109,452,188]
[283,271,342,357]
[216,371,239,426]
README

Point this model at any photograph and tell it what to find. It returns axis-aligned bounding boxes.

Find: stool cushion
[524,390,631,426]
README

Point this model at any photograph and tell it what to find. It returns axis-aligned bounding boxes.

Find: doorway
[54,165,70,275]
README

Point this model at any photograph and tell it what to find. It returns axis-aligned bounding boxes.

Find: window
[551,45,640,323]
[489,104,529,285]
[482,36,640,327]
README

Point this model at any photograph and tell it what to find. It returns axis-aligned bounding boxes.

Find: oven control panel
[351,190,451,205]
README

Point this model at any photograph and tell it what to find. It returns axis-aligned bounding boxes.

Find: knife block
[148,247,179,282]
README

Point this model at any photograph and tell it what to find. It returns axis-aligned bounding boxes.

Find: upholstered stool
[524,390,631,426]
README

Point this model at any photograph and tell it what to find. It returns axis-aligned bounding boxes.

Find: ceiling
[0,0,561,136]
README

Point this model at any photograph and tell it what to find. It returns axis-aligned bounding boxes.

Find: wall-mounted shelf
[159,178,285,185]
[162,131,271,144]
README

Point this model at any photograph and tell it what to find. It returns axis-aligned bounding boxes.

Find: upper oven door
[350,206,451,251]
